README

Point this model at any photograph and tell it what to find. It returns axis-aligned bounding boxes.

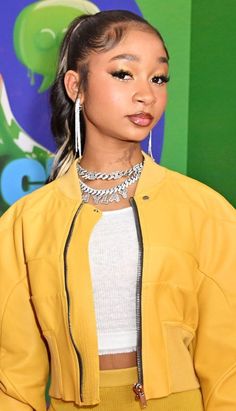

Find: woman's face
[80,28,169,145]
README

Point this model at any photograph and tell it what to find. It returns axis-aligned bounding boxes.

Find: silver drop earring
[75,97,82,158]
[148,129,155,161]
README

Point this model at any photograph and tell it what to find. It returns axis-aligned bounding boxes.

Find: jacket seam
[161,322,171,392]
[162,321,196,335]
[53,182,81,202]
[12,185,58,218]
[0,368,31,404]
[5,184,76,223]
[196,267,231,307]
[205,362,236,407]
[145,243,200,267]
[166,170,236,223]
[0,275,28,353]
[26,254,61,263]
[204,213,236,224]
[0,275,32,404]
[136,200,202,287]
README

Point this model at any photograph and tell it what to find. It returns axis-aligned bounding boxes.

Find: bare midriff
[99,352,137,370]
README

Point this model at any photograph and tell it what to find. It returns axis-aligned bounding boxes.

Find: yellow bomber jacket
[0,153,236,411]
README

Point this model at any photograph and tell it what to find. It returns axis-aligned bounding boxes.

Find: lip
[127,112,154,127]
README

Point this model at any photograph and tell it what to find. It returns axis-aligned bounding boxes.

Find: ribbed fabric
[49,367,204,411]
[88,206,139,355]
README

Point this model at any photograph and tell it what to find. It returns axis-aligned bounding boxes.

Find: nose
[132,81,156,106]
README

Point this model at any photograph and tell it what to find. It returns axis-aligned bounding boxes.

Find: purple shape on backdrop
[141,114,165,164]
[0,0,165,162]
[94,0,141,14]
[0,0,54,150]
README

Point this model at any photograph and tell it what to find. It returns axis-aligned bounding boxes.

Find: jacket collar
[55,151,167,201]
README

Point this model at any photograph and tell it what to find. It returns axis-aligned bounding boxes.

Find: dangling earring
[75,97,82,158]
[148,129,155,161]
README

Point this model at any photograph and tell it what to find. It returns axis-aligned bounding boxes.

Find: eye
[110,70,133,81]
[152,75,170,85]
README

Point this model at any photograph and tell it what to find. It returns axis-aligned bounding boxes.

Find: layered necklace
[77,159,144,205]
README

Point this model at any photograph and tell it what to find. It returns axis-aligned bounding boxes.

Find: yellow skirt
[49,367,204,411]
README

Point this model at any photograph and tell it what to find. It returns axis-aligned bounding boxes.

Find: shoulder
[0,180,62,228]
[161,166,236,222]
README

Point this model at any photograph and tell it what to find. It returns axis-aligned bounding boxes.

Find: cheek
[157,89,168,110]
[85,81,125,113]
[107,91,125,108]
[82,90,123,129]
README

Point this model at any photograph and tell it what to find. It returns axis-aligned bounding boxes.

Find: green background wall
[188,0,236,206]
[137,0,236,207]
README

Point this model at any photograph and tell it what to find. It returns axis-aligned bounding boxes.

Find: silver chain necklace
[77,160,143,180]
[77,160,144,204]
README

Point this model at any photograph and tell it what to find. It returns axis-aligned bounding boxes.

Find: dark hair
[49,10,169,180]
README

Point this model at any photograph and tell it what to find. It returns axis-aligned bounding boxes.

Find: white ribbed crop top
[88,207,139,355]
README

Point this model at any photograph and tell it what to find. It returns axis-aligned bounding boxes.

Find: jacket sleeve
[0,205,49,411]
[194,205,236,410]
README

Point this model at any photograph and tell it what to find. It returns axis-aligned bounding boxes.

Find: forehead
[89,29,168,67]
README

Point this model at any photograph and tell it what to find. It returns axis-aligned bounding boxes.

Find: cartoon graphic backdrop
[0,0,168,214]
[1,0,236,214]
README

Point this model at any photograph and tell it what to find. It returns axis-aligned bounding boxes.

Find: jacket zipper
[63,203,84,403]
[130,197,147,408]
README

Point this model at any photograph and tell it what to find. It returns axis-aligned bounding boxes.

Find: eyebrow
[109,53,168,64]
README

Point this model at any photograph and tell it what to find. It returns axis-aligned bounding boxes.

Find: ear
[64,70,84,104]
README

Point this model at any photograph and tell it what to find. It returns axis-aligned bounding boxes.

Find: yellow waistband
[99,366,138,387]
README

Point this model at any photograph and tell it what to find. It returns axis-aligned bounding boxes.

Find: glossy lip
[127,112,154,127]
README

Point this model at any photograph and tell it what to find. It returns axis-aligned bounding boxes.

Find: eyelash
[110,69,170,85]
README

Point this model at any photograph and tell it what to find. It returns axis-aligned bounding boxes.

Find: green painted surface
[136,0,192,174]
[14,0,99,92]
[188,0,236,206]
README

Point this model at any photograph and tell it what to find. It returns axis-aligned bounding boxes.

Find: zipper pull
[133,382,147,408]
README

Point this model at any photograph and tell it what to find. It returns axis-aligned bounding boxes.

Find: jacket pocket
[44,331,64,399]
[163,322,200,392]
[30,293,63,332]
[30,295,65,398]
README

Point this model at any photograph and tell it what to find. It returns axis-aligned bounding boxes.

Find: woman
[0,10,236,411]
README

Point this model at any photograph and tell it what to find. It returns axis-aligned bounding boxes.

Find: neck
[79,142,143,172]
